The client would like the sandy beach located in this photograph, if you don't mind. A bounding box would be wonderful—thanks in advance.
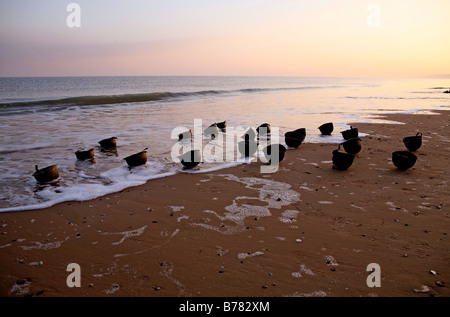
[0,110,448,298]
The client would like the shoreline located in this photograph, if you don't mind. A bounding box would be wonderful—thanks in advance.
[0,110,449,297]
[0,108,437,214]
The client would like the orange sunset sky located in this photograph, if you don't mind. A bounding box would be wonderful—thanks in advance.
[1,0,449,78]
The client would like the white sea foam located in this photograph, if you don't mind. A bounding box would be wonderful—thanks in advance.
[279,209,299,223]
[102,225,147,245]
[192,174,301,234]
[284,290,327,297]
[292,264,315,278]
[180,161,244,174]
[168,206,184,212]
[324,255,339,266]
[237,251,264,259]
[20,236,70,250]
[0,170,178,213]
[0,159,261,213]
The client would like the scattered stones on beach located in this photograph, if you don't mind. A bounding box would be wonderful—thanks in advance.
[325,255,338,266]
[413,285,431,293]
[16,278,31,285]
[237,251,263,259]
[435,281,445,287]
[216,246,229,256]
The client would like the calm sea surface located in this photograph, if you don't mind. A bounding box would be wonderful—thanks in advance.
[0,76,449,211]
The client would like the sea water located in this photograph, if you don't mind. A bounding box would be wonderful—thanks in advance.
[0,76,449,211]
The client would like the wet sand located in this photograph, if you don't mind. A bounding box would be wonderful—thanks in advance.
[0,110,449,297]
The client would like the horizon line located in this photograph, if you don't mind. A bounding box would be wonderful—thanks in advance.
[1,74,449,79]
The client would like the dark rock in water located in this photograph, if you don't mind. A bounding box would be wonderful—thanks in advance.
[318,122,333,135]
[242,127,256,141]
[284,128,306,148]
[293,128,306,137]
[392,151,417,170]
[443,90,450,93]
[285,132,304,148]
[179,149,201,169]
[341,126,358,140]
[98,136,118,149]
[178,129,192,141]
[263,144,286,164]
[256,123,271,135]
[342,138,362,155]
[124,148,148,167]
[33,165,59,183]
[403,132,422,152]
[75,148,94,160]
[204,124,220,139]
[238,140,258,157]
[215,120,226,132]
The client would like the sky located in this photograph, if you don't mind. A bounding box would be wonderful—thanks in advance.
[0,0,449,77]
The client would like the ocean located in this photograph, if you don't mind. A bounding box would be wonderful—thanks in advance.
[0,76,449,212]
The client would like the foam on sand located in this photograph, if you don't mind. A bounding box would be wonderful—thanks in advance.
[0,164,178,213]
[192,174,301,234]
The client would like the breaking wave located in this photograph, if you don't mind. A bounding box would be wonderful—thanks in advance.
[0,85,337,110]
